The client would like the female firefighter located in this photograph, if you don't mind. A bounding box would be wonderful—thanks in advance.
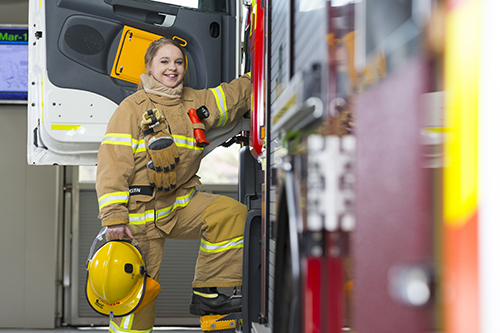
[95,38,251,332]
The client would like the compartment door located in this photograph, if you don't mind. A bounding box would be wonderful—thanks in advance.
[28,0,240,165]
[354,0,436,332]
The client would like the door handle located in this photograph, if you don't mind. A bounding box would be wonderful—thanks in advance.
[146,12,176,28]
[105,0,178,27]
[388,262,434,307]
[105,0,178,14]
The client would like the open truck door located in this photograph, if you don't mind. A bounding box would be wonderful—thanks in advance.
[28,0,246,165]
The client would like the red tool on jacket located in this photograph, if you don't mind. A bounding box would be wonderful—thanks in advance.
[188,106,210,147]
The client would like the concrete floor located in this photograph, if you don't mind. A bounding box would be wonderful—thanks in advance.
[0,328,202,333]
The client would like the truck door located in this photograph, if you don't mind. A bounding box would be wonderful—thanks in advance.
[28,0,243,165]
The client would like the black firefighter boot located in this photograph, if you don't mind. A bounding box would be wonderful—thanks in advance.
[189,287,242,316]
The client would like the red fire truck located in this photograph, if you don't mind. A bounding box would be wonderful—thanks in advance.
[245,0,486,333]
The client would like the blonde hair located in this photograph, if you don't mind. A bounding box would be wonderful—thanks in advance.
[144,38,187,75]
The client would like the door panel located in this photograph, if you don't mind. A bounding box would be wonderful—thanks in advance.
[354,58,434,332]
[28,0,238,165]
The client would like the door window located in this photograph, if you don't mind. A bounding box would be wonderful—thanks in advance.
[151,0,228,13]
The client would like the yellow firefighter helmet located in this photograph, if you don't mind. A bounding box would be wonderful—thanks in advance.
[85,238,146,317]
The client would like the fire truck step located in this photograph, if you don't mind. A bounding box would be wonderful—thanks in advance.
[200,313,241,332]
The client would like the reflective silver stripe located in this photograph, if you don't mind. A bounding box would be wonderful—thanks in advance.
[210,86,228,126]
[109,319,152,333]
[157,188,196,220]
[101,133,145,155]
[121,314,134,330]
[172,135,203,151]
[98,191,129,210]
[132,139,146,154]
[102,133,132,146]
[200,236,244,253]
[128,209,155,225]
[126,189,196,225]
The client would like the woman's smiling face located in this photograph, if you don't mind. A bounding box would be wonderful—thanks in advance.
[147,43,185,88]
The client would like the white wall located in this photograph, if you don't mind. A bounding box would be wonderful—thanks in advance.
[0,0,59,328]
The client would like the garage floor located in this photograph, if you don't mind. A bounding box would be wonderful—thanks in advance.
[0,328,202,333]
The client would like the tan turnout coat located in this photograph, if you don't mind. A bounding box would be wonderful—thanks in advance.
[96,74,251,237]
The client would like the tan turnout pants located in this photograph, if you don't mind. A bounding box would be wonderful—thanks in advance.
[109,190,247,332]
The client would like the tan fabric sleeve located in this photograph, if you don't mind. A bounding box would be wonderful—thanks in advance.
[202,73,251,131]
[96,97,142,226]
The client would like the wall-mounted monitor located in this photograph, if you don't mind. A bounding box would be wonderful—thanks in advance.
[0,25,28,103]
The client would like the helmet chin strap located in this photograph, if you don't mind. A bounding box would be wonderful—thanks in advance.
[131,238,139,247]
[87,227,107,266]
[87,227,140,265]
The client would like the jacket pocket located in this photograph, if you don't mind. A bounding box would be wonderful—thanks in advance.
[128,185,154,211]
[127,186,155,237]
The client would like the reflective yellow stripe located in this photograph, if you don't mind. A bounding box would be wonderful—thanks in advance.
[193,290,219,298]
[172,134,203,151]
[99,191,129,210]
[129,209,155,225]
[51,124,81,131]
[209,86,228,127]
[102,133,132,146]
[104,133,199,153]
[156,188,196,220]
[121,314,134,330]
[200,236,244,253]
[101,133,146,154]
[250,0,256,36]
[127,188,196,225]
[109,319,152,333]
[133,139,146,154]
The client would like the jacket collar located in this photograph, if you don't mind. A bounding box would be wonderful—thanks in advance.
[138,73,181,106]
